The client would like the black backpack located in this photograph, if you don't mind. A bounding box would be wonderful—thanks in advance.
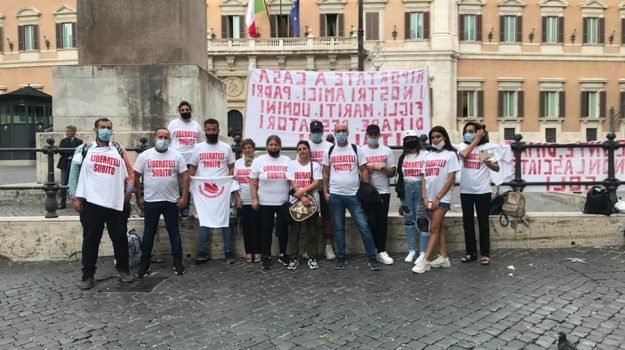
[489,191,510,216]
[583,186,612,215]
[328,144,382,204]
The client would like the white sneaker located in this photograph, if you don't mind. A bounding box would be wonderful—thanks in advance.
[412,259,430,273]
[404,250,417,263]
[414,253,425,265]
[430,255,451,268]
[376,252,394,265]
[325,244,336,260]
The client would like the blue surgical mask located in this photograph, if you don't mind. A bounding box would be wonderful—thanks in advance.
[97,128,112,142]
[311,133,323,143]
[367,138,379,147]
[335,133,348,144]
[155,139,170,152]
[463,133,475,144]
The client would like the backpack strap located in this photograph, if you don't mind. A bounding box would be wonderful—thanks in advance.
[328,144,359,164]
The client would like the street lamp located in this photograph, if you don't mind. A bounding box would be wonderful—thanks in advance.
[370,42,384,71]
[357,0,365,71]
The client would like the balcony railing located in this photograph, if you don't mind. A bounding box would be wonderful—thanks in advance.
[207,37,358,52]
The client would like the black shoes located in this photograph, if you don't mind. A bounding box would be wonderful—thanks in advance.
[137,264,151,278]
[78,277,95,290]
[261,256,272,270]
[173,260,186,275]
[225,252,236,265]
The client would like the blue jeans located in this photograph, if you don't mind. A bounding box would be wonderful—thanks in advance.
[141,201,182,263]
[400,180,429,254]
[329,193,377,262]
[198,226,232,257]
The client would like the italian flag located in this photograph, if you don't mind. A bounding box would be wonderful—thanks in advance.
[246,0,268,38]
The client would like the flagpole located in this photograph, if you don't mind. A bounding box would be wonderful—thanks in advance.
[357,0,365,71]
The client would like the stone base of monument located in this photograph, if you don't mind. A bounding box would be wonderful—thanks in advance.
[1,213,623,262]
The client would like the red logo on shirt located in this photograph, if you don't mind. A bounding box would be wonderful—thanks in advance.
[198,182,225,198]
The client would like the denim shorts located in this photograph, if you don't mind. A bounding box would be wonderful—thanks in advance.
[428,202,450,211]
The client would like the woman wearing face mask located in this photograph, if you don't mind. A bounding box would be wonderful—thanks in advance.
[233,139,261,263]
[395,130,429,264]
[412,126,460,274]
[457,122,499,266]
[250,135,291,270]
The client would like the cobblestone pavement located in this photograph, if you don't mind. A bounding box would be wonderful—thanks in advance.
[1,247,625,349]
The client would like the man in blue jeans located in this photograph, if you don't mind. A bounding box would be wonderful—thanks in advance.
[322,121,380,271]
[134,128,190,277]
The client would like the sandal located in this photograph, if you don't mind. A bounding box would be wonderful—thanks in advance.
[245,254,253,263]
[254,254,262,263]
[461,254,477,263]
[480,256,491,265]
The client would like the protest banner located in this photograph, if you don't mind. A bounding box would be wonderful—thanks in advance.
[244,68,431,147]
[190,176,235,227]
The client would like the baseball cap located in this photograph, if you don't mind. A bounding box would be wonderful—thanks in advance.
[310,120,323,132]
[366,124,380,134]
[402,130,418,139]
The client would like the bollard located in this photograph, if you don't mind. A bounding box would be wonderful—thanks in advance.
[42,137,60,218]
[510,134,527,192]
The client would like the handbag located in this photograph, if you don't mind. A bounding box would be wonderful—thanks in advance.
[289,193,319,222]
[583,186,612,215]
[357,181,382,204]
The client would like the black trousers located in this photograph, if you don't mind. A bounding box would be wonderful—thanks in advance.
[80,201,131,278]
[363,193,391,253]
[240,205,261,254]
[460,193,491,257]
[259,205,289,257]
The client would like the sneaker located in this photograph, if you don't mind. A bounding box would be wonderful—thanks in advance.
[278,255,290,267]
[261,256,272,270]
[334,258,347,270]
[368,260,381,271]
[377,252,394,265]
[78,276,95,290]
[325,244,336,260]
[287,257,299,270]
[195,253,209,265]
[118,270,135,283]
[307,258,319,270]
[430,256,451,268]
[137,264,151,278]
[173,261,186,275]
[404,250,417,263]
[414,253,425,265]
[225,252,236,265]
[412,259,430,274]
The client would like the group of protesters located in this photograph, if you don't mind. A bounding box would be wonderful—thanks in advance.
[64,100,500,290]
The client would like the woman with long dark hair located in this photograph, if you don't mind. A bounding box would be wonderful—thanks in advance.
[457,122,499,266]
[413,126,460,274]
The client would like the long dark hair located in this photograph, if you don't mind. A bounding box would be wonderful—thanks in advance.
[429,126,457,153]
[462,121,489,145]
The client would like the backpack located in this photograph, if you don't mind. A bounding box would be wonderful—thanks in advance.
[127,229,143,268]
[328,144,382,204]
[489,190,510,215]
[499,191,530,226]
[583,186,612,215]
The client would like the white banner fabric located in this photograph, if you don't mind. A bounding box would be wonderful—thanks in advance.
[191,176,234,228]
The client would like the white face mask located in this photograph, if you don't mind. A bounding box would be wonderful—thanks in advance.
[432,141,445,150]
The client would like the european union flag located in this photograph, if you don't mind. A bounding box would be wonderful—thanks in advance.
[289,0,300,37]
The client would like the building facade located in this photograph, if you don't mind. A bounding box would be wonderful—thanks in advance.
[1,0,624,142]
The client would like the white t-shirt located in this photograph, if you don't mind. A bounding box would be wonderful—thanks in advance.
[360,145,396,194]
[401,151,427,181]
[234,158,254,205]
[167,118,204,164]
[287,160,322,204]
[134,148,188,203]
[457,143,497,194]
[309,140,333,166]
[322,144,367,196]
[250,154,291,206]
[422,150,461,204]
[189,141,235,178]
[74,142,128,211]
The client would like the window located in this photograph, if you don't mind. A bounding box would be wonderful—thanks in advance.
[581,91,606,118]
[583,17,604,44]
[270,15,292,38]
[319,14,344,37]
[365,12,379,41]
[221,15,244,39]
[459,14,481,41]
[499,91,524,118]
[545,128,557,143]
[405,12,429,40]
[504,128,516,141]
[586,128,597,141]
[56,22,76,49]
[540,91,564,118]
[542,16,563,44]
[227,110,243,137]
[18,24,39,51]
[457,90,484,118]
[500,16,521,43]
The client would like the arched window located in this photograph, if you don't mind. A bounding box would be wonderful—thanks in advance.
[227,110,243,137]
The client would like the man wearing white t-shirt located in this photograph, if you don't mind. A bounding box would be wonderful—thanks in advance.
[168,101,204,217]
[68,118,136,290]
[134,128,190,278]
[189,118,236,264]
[322,121,379,271]
[308,120,336,260]
[360,124,396,265]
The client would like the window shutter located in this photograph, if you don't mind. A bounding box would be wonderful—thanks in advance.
[516,16,522,43]
[517,91,524,118]
[270,15,277,37]
[18,25,25,51]
[583,18,588,44]
[34,25,39,50]
[600,91,606,117]
[622,19,625,45]
[56,23,62,49]
[0,28,3,52]
[459,15,465,41]
[498,91,504,117]
[581,92,588,118]
[559,91,565,118]
[72,22,77,47]
[221,16,228,38]
[372,13,379,40]
[240,16,246,38]
[477,91,484,117]
[405,13,411,39]
[499,16,504,42]
[539,91,545,117]
[476,15,482,41]
[598,18,605,44]
[423,12,430,39]
[320,14,327,37]
[337,14,344,37]
[541,17,547,43]
[620,91,625,112]
[457,91,464,118]
[558,17,564,43]
[365,13,372,40]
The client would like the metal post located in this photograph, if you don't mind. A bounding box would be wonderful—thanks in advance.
[609,106,616,133]
[42,137,59,218]
[357,0,365,71]
[510,134,527,192]
[603,132,618,208]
